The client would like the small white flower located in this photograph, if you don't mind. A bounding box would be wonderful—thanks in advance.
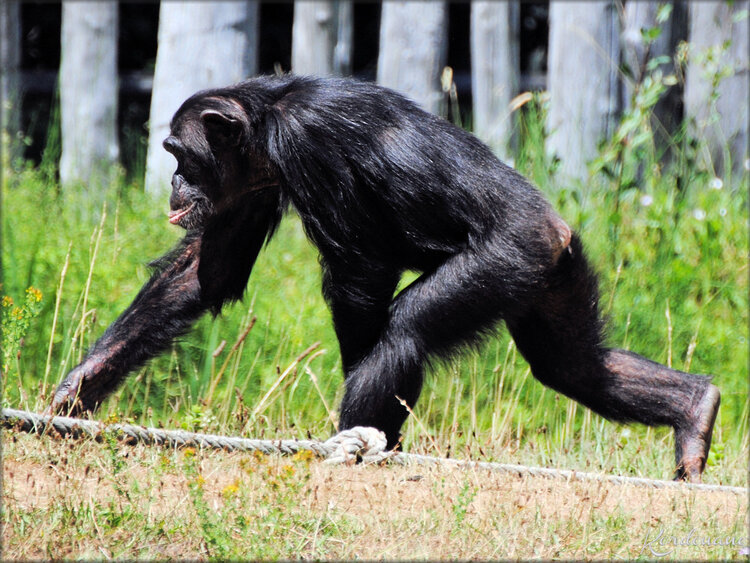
[639,194,653,207]
[720,208,727,217]
[709,177,723,190]
[693,208,706,221]
[744,158,750,171]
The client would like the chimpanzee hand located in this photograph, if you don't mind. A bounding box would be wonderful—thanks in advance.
[45,362,106,417]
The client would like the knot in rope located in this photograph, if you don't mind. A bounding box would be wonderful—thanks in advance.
[322,426,391,465]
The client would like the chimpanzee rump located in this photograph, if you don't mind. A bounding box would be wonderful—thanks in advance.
[49,75,720,481]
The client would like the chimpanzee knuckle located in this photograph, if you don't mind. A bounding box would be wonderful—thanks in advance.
[60,369,84,396]
[50,366,100,416]
[49,381,78,414]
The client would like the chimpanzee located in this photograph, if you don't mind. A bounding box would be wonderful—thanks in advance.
[49,75,720,482]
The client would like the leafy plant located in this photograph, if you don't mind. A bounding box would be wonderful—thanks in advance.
[2,287,43,383]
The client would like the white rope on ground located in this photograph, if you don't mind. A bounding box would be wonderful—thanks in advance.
[2,407,745,495]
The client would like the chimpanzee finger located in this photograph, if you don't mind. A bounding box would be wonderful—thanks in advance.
[46,366,91,417]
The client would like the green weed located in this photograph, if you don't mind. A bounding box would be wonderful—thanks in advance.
[2,287,43,407]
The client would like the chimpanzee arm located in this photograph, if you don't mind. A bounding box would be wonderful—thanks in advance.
[48,236,205,413]
[48,190,282,414]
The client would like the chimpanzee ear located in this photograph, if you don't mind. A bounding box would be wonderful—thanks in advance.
[200,109,243,148]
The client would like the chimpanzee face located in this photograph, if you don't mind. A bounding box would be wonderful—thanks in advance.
[162,130,217,230]
[162,98,277,231]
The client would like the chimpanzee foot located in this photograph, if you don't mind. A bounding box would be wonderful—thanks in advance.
[674,384,720,482]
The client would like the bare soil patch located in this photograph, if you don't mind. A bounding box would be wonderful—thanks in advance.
[3,431,747,560]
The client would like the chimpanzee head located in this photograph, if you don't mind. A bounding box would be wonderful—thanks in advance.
[162,94,277,230]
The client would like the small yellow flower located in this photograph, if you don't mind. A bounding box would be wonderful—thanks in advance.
[26,287,42,302]
[189,474,206,490]
[222,480,240,498]
[2,296,13,307]
[292,449,314,463]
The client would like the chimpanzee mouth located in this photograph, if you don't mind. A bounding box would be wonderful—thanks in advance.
[168,202,196,225]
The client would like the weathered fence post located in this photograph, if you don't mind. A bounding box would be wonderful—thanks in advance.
[684,1,749,176]
[59,1,120,197]
[377,1,447,115]
[292,1,352,76]
[1,0,22,168]
[546,0,620,183]
[145,1,258,196]
[620,1,687,146]
[470,0,520,161]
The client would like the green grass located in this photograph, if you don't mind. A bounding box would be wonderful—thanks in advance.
[2,94,748,490]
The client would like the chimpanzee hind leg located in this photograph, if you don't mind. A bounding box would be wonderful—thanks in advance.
[505,234,720,482]
[322,265,401,374]
[337,234,551,448]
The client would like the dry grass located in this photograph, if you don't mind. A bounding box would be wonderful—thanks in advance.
[3,431,746,560]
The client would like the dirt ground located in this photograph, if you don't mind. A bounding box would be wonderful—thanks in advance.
[3,431,747,560]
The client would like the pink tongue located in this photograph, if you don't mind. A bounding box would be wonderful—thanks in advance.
[168,203,194,224]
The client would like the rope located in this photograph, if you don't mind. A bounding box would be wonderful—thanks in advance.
[2,408,745,495]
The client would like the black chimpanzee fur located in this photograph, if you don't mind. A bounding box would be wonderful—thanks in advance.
[50,75,720,481]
